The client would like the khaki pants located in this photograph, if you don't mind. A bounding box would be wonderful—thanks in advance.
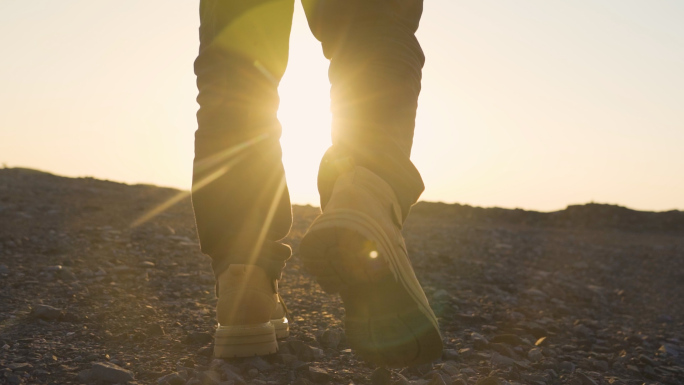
[192,0,425,279]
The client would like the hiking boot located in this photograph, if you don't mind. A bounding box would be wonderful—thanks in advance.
[214,264,289,358]
[300,166,443,367]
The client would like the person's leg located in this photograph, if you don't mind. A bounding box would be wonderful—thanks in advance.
[302,0,426,221]
[300,0,442,367]
[193,0,295,282]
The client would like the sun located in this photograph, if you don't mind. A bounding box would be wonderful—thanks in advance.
[276,5,332,207]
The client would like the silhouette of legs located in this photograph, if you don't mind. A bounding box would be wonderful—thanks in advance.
[192,0,425,279]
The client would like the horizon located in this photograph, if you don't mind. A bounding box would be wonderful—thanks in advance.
[6,166,681,214]
[1,1,683,212]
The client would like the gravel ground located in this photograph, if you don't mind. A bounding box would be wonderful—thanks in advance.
[0,168,682,385]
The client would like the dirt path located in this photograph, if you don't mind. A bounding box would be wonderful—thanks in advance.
[1,168,682,385]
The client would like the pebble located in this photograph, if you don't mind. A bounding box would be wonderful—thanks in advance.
[157,372,185,385]
[289,340,316,362]
[370,367,391,385]
[319,328,342,349]
[32,304,63,320]
[559,361,575,373]
[308,367,330,383]
[527,347,543,362]
[443,348,459,360]
[89,361,135,383]
[245,356,273,372]
[489,334,525,346]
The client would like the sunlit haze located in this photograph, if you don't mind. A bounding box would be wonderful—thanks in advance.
[1,1,683,211]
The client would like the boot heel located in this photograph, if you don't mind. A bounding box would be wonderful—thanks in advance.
[214,322,277,358]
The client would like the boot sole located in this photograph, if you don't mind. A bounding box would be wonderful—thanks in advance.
[214,322,277,358]
[300,209,442,367]
[271,317,289,339]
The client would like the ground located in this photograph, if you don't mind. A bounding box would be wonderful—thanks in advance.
[0,168,682,385]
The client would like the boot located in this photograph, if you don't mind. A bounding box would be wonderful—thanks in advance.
[300,166,442,367]
[214,264,288,357]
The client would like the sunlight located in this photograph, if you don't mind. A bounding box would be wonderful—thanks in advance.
[276,3,331,206]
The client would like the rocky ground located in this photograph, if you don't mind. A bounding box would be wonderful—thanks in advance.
[0,168,683,385]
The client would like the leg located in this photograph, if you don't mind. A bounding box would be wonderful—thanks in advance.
[193,0,295,358]
[303,0,426,221]
[193,0,295,281]
[300,0,442,367]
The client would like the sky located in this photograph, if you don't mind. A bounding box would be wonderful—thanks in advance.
[1,0,683,212]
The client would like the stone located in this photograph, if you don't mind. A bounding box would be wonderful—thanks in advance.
[245,356,273,372]
[576,371,598,385]
[475,376,502,385]
[6,363,32,371]
[489,334,526,346]
[32,304,63,320]
[443,349,459,360]
[289,340,315,362]
[308,367,329,383]
[157,372,185,385]
[491,353,515,367]
[90,361,135,383]
[7,374,22,385]
[185,332,213,345]
[277,353,298,366]
[319,329,342,349]
[139,261,156,268]
[247,368,259,377]
[527,348,543,362]
[220,365,245,384]
[559,361,575,373]
[370,367,391,385]
[426,373,447,385]
[147,324,165,336]
[196,370,221,385]
[432,289,452,302]
[77,369,92,383]
[0,264,8,274]
[471,332,489,350]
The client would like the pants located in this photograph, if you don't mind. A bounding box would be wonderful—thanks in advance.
[192,0,426,280]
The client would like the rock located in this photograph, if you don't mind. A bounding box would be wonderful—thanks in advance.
[219,365,245,384]
[426,373,447,385]
[432,289,452,302]
[443,349,459,360]
[32,304,63,320]
[196,370,221,385]
[489,334,526,346]
[527,347,543,362]
[491,353,515,367]
[572,325,594,338]
[576,371,598,385]
[147,324,165,336]
[247,368,259,377]
[658,343,679,357]
[441,361,459,376]
[197,345,213,357]
[157,372,185,385]
[0,264,8,274]
[77,369,93,383]
[90,361,135,383]
[371,367,391,385]
[139,261,156,268]
[185,332,213,345]
[470,332,489,350]
[475,376,502,385]
[7,374,23,385]
[308,367,329,383]
[278,353,298,366]
[289,340,316,362]
[245,356,273,372]
[319,329,342,349]
[6,363,32,371]
[559,361,575,373]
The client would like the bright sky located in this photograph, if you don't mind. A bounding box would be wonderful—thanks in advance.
[1,1,683,212]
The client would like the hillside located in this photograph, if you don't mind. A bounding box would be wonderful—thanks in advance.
[0,168,682,385]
